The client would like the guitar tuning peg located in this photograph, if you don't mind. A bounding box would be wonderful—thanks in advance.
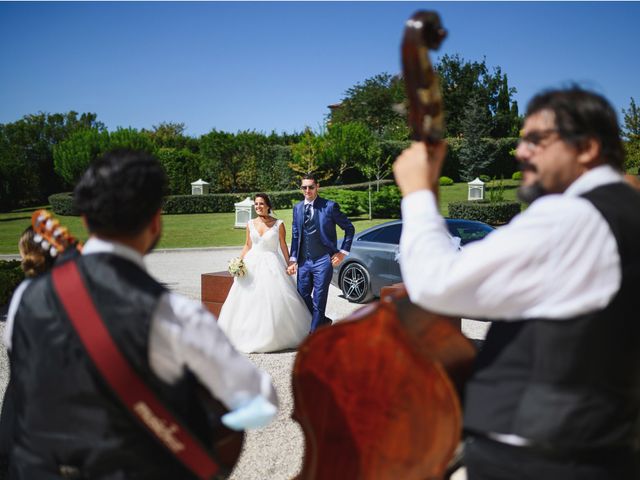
[34,234,43,243]
[41,240,50,250]
[50,247,58,257]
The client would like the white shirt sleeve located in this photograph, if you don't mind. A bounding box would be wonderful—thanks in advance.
[149,291,278,411]
[3,279,31,350]
[399,190,621,320]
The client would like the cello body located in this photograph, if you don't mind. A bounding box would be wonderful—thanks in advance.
[292,289,475,480]
[292,10,477,480]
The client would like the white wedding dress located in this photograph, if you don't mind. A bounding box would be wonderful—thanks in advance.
[217,219,311,353]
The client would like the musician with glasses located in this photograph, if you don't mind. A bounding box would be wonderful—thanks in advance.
[393,87,640,479]
[287,174,355,333]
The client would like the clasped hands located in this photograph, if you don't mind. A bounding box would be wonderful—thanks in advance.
[286,252,346,276]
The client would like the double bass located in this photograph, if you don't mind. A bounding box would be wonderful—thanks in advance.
[291,11,476,480]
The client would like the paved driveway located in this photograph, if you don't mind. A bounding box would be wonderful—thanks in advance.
[1,247,484,480]
[144,247,483,480]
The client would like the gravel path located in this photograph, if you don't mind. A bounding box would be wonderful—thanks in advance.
[0,247,488,479]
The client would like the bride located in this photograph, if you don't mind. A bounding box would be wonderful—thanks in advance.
[217,193,311,353]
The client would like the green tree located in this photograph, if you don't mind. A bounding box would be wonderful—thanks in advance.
[459,94,494,180]
[143,122,199,152]
[330,73,408,138]
[436,54,520,138]
[0,111,103,210]
[290,128,330,182]
[53,129,110,187]
[200,130,268,192]
[156,147,203,195]
[320,122,376,184]
[254,145,296,192]
[622,97,640,173]
[108,127,155,153]
[53,127,153,188]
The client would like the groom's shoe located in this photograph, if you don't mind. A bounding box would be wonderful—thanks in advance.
[308,316,333,335]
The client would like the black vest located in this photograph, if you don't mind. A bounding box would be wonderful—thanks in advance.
[10,254,211,479]
[464,183,640,450]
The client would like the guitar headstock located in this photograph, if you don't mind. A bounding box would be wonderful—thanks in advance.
[401,10,447,144]
[31,209,82,258]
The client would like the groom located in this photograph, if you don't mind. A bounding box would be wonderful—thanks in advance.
[288,174,355,333]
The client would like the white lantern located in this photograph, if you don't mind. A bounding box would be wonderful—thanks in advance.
[467,177,485,201]
[191,179,210,195]
[234,197,256,228]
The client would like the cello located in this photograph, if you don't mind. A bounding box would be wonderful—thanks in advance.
[291,11,476,480]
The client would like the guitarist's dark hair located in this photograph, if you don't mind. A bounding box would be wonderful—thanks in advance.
[74,149,167,237]
[526,86,625,171]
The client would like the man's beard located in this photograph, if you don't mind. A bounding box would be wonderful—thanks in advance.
[517,181,548,204]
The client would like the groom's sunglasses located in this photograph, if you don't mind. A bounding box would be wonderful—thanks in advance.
[301,185,316,190]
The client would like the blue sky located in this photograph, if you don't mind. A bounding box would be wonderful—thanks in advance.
[1,1,639,137]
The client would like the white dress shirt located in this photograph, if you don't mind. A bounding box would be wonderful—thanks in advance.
[5,238,278,415]
[399,165,623,320]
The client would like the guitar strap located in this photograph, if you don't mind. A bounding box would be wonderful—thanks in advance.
[51,260,222,480]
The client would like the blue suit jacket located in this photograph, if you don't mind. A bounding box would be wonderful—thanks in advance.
[290,196,355,262]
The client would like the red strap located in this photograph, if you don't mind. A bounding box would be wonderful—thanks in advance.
[52,260,220,480]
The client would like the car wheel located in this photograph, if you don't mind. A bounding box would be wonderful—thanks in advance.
[340,263,372,303]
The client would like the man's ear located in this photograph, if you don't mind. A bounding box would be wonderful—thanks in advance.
[577,138,602,167]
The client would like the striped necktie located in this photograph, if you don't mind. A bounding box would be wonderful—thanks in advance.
[304,203,312,225]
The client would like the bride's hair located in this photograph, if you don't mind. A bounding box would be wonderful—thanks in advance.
[254,192,273,214]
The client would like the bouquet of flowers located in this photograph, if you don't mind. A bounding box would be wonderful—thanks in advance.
[228,257,247,277]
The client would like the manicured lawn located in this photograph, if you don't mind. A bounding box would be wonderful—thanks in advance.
[0,180,521,254]
[0,207,392,254]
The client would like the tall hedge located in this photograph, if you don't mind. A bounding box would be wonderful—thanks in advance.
[448,200,522,225]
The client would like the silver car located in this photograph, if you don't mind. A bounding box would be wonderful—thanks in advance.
[332,219,495,303]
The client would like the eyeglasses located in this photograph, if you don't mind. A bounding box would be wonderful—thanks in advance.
[518,129,559,152]
[300,185,316,191]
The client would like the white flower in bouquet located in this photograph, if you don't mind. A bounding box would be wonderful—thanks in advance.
[228,257,247,277]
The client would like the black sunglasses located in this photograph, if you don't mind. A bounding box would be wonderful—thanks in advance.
[301,185,316,190]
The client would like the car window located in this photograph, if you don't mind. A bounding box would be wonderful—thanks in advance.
[359,223,402,245]
[446,221,493,246]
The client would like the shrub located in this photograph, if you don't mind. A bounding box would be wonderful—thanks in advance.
[371,186,402,218]
[0,260,24,306]
[512,171,523,181]
[50,181,395,216]
[163,191,305,214]
[321,189,365,216]
[479,174,491,183]
[49,192,78,216]
[162,194,247,214]
[448,200,522,226]
[439,176,454,186]
[488,176,506,203]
